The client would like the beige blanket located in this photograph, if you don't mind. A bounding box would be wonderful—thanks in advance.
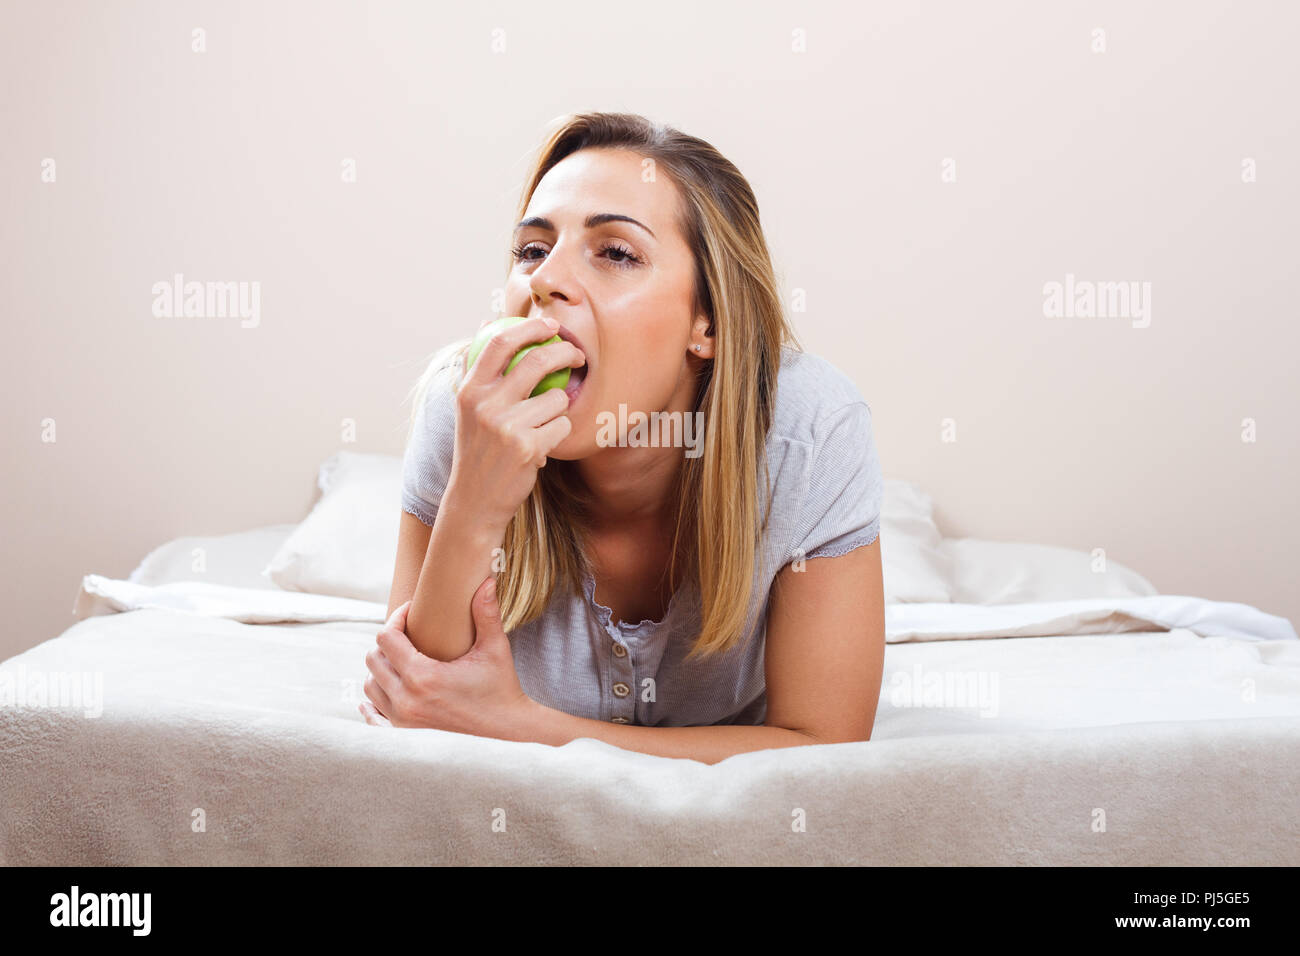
[3,602,1297,865]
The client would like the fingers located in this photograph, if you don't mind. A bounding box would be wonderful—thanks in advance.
[468,575,505,647]
[488,340,583,406]
[385,600,411,632]
[358,701,392,727]
[363,670,395,718]
[376,615,423,674]
[472,574,497,613]
[509,383,572,429]
[365,645,402,697]
[364,639,401,716]
[533,412,574,455]
[468,317,564,382]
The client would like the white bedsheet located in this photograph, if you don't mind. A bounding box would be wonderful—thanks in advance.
[74,572,1298,643]
[76,574,387,625]
[3,577,1298,865]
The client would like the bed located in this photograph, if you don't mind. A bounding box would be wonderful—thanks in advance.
[3,453,1297,866]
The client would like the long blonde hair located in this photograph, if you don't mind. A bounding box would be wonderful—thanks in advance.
[405,111,804,661]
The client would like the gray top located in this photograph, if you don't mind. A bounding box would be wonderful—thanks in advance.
[400,344,882,727]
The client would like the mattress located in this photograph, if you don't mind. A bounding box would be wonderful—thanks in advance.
[2,527,1297,865]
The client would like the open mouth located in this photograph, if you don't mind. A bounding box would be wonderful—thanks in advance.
[553,324,589,402]
[564,360,588,401]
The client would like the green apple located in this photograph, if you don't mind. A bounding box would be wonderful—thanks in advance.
[465,316,570,397]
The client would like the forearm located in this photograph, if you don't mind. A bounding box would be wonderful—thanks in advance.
[512,698,820,765]
[407,487,505,661]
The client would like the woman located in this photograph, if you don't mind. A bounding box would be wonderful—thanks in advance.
[361,112,886,764]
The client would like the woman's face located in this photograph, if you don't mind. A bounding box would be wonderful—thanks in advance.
[504,147,710,460]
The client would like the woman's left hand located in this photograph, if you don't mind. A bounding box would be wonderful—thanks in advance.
[359,575,535,740]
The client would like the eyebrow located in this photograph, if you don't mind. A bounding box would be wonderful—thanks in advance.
[513,212,656,240]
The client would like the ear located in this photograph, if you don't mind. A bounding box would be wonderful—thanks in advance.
[689,314,715,359]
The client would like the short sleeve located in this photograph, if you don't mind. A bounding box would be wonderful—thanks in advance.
[790,401,883,562]
[400,360,461,527]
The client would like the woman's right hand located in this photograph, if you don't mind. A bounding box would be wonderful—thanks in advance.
[446,317,587,533]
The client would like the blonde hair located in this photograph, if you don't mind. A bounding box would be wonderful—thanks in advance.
[406,111,804,661]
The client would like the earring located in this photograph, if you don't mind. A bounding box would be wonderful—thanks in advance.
[694,344,701,351]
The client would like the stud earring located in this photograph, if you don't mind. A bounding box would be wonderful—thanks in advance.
[694,344,701,351]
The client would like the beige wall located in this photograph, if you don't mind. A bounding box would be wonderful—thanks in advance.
[4,0,1296,660]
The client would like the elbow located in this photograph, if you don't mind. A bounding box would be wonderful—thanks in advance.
[787,725,872,746]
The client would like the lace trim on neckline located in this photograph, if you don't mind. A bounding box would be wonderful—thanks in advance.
[581,570,694,631]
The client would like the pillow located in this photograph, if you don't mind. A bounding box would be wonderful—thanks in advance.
[879,478,954,604]
[940,537,1158,605]
[128,524,299,590]
[263,459,955,606]
[264,451,403,603]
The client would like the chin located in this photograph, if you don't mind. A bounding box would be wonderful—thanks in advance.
[545,434,590,463]
[545,388,594,461]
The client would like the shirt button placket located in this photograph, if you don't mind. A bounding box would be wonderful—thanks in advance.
[610,640,635,724]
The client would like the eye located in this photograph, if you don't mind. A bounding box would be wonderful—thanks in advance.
[510,240,644,269]
[598,241,643,268]
[510,242,545,263]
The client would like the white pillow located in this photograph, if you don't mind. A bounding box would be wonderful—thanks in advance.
[264,452,403,603]
[940,537,1158,605]
[262,462,955,606]
[128,524,299,590]
[879,478,954,604]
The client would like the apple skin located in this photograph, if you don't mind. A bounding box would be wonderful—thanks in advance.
[465,316,570,397]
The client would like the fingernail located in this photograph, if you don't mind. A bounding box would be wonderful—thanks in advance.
[543,317,559,329]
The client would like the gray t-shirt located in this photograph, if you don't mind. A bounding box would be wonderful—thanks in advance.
[400,344,882,727]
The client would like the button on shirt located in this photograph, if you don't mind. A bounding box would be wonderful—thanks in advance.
[400,344,883,727]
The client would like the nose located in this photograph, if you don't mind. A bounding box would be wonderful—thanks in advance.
[525,241,581,305]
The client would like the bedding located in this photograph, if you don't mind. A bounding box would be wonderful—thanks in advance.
[128,523,296,591]
[2,556,1296,865]
[71,572,1296,643]
[264,452,402,602]
[258,451,1153,609]
[941,537,1158,605]
[877,478,954,603]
